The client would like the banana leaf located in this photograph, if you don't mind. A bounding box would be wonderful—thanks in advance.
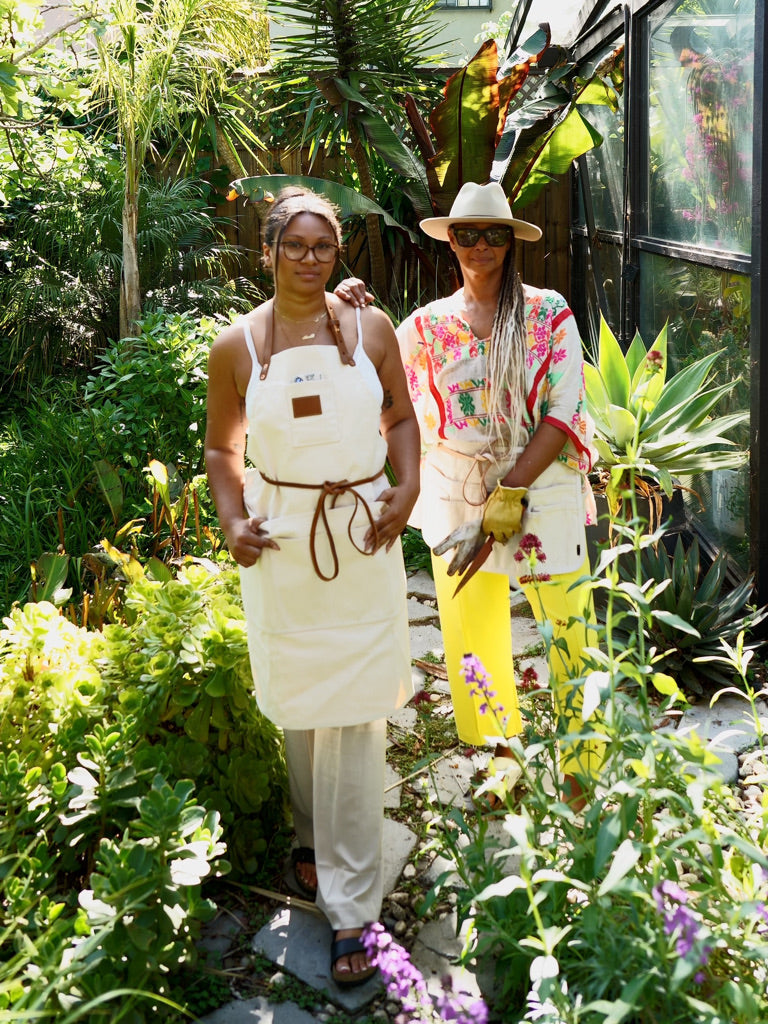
[230,174,418,242]
[426,40,503,207]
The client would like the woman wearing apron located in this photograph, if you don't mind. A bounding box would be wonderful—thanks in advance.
[336,182,601,809]
[205,187,420,986]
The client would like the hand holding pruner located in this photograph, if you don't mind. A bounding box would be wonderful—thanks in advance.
[432,483,529,596]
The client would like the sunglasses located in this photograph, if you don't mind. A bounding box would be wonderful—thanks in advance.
[451,226,513,248]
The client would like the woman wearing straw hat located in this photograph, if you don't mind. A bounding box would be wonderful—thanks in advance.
[337,181,599,807]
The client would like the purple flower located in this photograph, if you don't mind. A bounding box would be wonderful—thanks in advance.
[652,881,712,968]
[460,655,506,721]
[362,923,432,1014]
[361,925,489,1024]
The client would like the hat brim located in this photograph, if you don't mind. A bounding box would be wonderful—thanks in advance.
[419,215,542,243]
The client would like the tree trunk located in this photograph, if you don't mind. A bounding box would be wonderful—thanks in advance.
[348,125,388,304]
[120,153,142,339]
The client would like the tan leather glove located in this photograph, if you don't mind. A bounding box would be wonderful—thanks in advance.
[481,483,528,543]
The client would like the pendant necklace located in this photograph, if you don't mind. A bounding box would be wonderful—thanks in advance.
[274,306,328,342]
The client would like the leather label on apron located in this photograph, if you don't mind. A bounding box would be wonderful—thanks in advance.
[292,394,322,418]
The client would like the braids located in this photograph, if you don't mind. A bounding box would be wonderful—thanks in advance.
[486,240,528,452]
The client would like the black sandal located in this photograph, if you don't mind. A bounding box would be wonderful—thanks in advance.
[330,931,377,987]
[290,846,317,899]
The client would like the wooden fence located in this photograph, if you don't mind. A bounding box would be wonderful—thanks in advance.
[211,149,573,311]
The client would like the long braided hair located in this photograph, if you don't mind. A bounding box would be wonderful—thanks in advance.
[485,237,528,456]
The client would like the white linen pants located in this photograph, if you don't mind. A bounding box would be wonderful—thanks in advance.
[283,718,387,930]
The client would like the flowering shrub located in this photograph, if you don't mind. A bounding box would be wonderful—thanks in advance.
[422,513,768,1023]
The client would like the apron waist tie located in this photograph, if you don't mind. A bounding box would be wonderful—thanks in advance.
[259,467,385,581]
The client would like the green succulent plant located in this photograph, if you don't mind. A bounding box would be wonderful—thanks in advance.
[584,315,748,515]
[614,534,767,695]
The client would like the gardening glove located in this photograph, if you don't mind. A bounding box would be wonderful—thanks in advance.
[481,483,528,543]
[432,519,486,577]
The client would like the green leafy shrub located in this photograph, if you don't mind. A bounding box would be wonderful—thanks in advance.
[0,566,288,1020]
[0,311,228,617]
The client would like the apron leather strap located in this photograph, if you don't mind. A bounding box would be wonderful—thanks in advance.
[325,296,356,367]
[260,298,354,381]
[259,466,385,580]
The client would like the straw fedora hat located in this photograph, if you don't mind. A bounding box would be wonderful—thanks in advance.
[419,181,542,243]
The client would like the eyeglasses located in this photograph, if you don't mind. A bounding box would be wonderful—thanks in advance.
[451,226,513,248]
[280,239,339,263]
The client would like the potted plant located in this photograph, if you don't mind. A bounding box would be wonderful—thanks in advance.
[584,314,748,538]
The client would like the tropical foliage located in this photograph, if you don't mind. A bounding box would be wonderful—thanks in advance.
[86,0,269,337]
[615,534,767,695]
[585,314,748,514]
[234,27,623,306]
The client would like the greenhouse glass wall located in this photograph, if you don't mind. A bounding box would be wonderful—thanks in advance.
[569,0,767,602]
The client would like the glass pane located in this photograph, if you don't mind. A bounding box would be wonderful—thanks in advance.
[639,252,750,568]
[571,236,622,364]
[581,43,625,233]
[647,0,754,253]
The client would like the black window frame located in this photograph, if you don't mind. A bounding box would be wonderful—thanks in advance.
[570,0,767,604]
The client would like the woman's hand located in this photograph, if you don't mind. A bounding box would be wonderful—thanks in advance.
[225,516,280,567]
[366,483,419,553]
[334,278,374,308]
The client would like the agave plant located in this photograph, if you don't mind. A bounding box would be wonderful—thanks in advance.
[613,535,767,695]
[585,315,748,516]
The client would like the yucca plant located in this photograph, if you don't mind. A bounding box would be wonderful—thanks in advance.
[614,534,767,695]
[585,315,748,517]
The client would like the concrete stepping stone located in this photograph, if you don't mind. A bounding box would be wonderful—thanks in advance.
[421,751,488,809]
[407,570,436,602]
[198,996,318,1024]
[407,597,440,625]
[410,913,495,1003]
[511,616,544,653]
[389,706,418,732]
[409,624,445,661]
[252,906,383,1010]
[384,762,402,809]
[679,693,768,755]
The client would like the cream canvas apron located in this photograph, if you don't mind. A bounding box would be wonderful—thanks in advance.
[418,440,587,579]
[238,323,411,730]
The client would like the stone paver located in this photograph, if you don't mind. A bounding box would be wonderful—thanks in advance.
[407,596,440,625]
[408,623,445,662]
[411,914,495,1001]
[199,997,318,1024]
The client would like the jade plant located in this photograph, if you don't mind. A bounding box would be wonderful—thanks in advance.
[584,315,748,517]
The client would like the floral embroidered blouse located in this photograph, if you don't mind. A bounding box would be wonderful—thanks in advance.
[396,284,597,522]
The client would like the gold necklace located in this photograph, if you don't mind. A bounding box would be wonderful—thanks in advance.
[274,306,328,341]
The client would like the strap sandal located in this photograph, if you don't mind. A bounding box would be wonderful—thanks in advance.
[290,846,317,900]
[330,931,377,987]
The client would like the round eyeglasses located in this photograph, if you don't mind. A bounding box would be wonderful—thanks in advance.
[451,226,513,248]
[280,239,339,263]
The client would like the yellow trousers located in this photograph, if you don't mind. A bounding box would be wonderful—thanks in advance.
[431,553,600,777]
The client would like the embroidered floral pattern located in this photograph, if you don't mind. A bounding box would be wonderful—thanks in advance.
[397,286,593,476]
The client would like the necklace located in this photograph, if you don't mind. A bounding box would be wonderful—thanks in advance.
[274,306,328,341]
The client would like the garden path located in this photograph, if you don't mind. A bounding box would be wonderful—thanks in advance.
[197,571,768,1024]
